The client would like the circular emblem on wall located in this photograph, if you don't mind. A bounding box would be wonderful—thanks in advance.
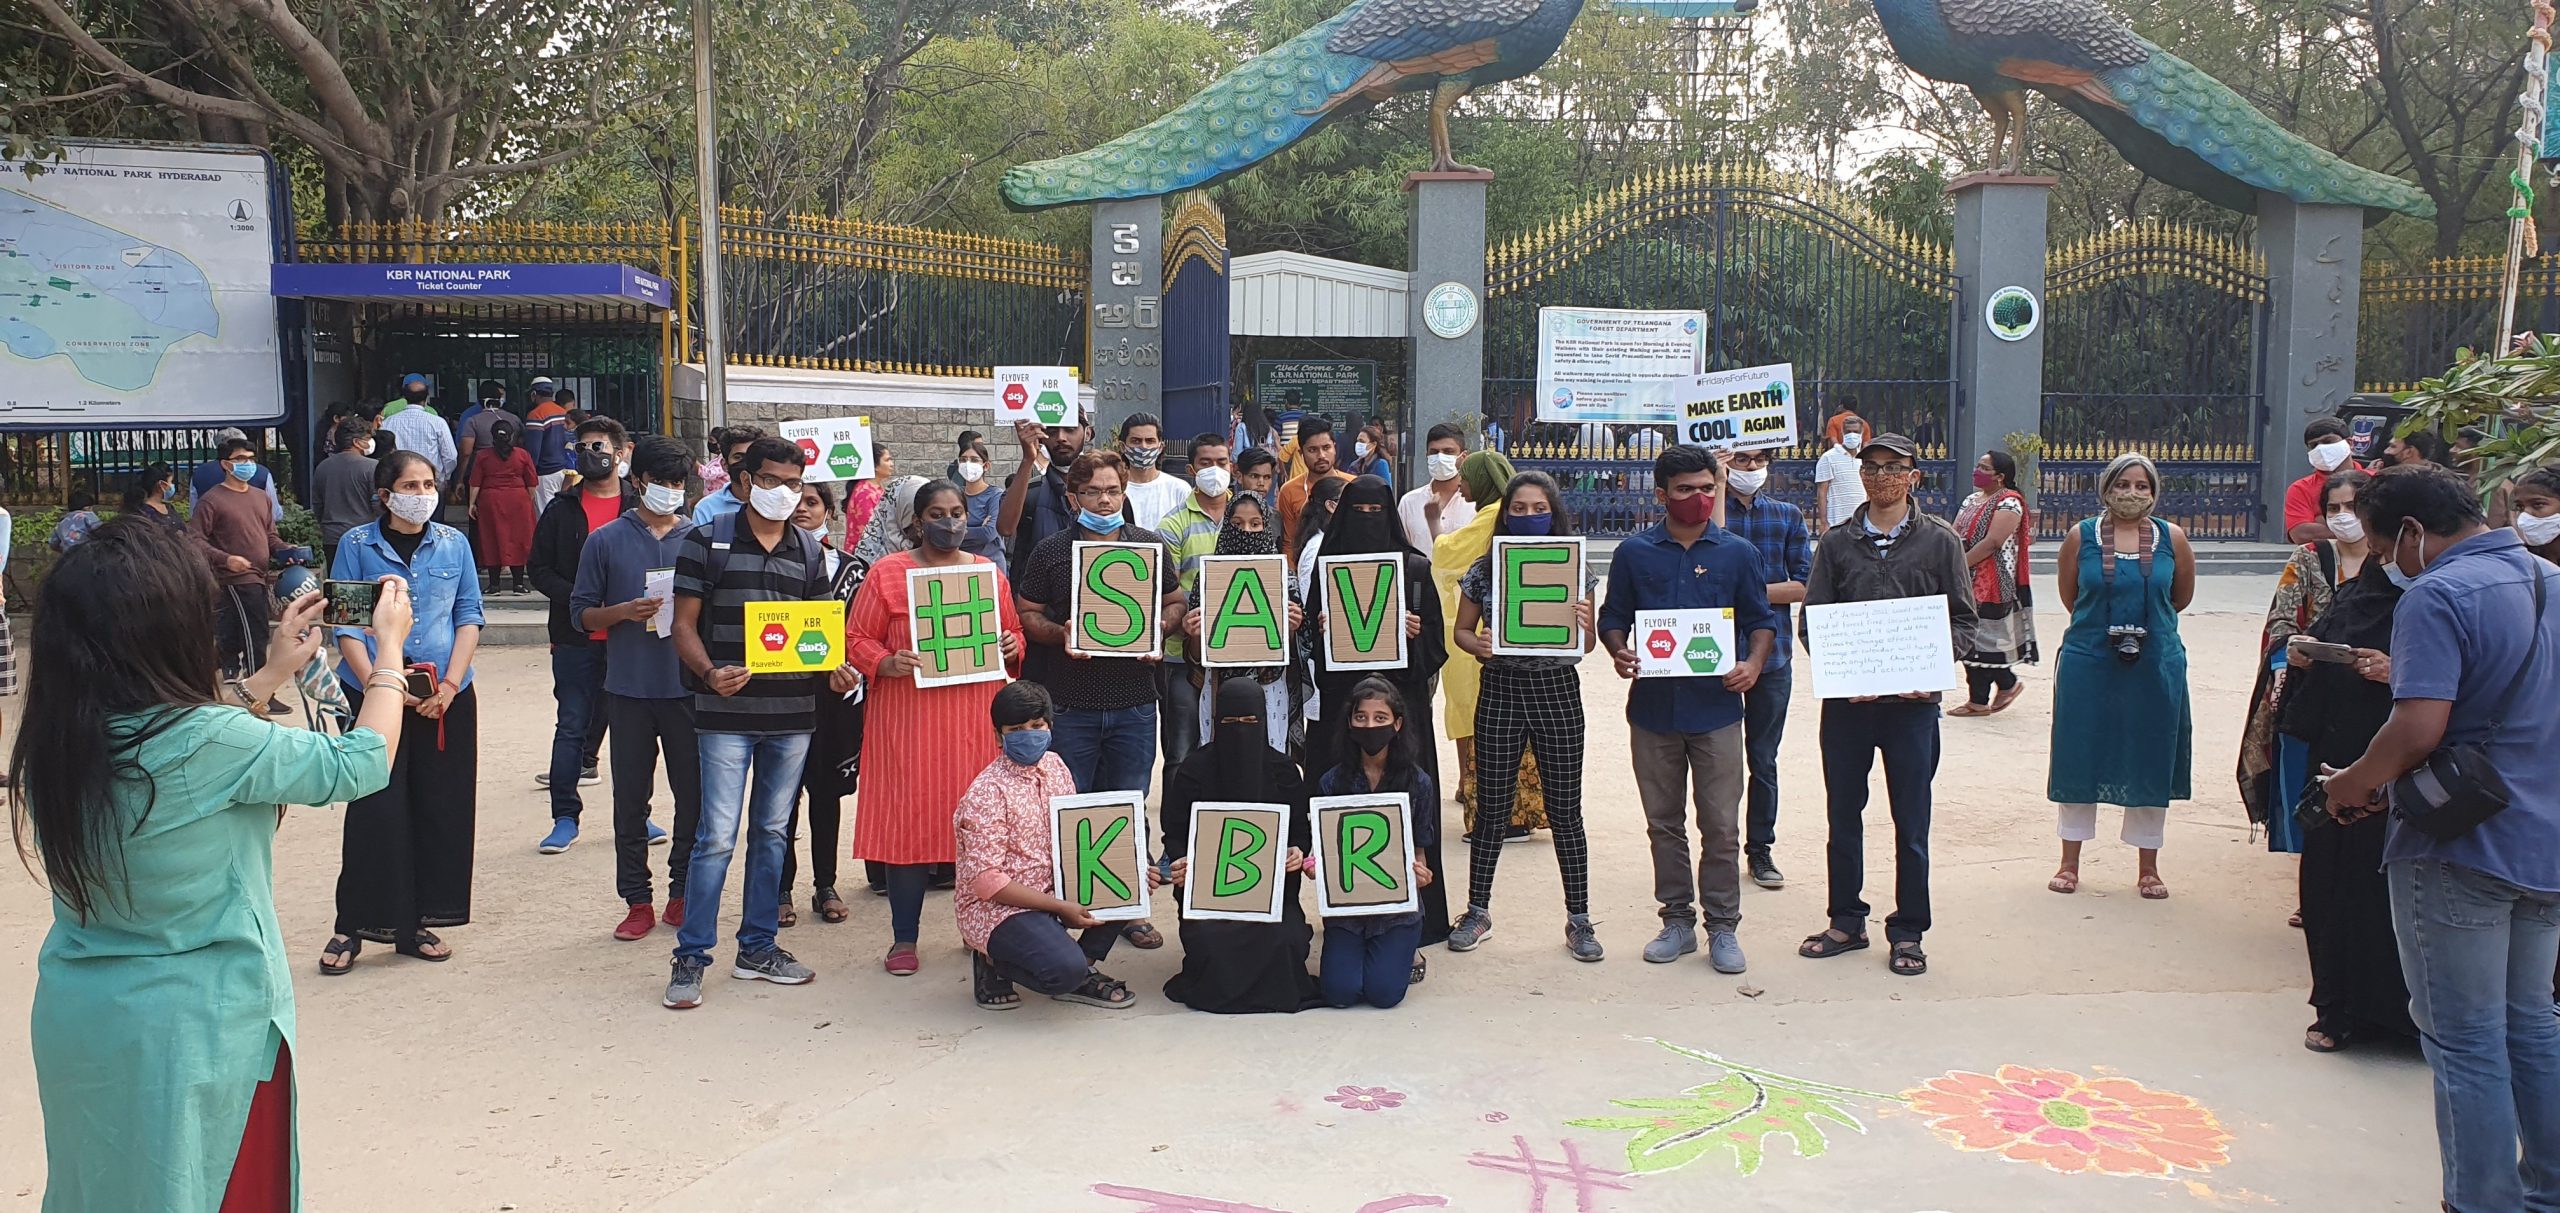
[1422,281,1480,339]
[1985,286,2041,342]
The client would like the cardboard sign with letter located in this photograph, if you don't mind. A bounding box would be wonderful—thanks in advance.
[1632,607,1736,678]
[1069,541,1163,659]
[742,600,847,674]
[777,416,875,485]
[1318,554,1407,670]
[1049,791,1150,921]
[906,564,1007,688]
[1309,793,1420,918]
[1197,554,1289,669]
[1180,802,1291,923]
[1488,536,1587,658]
[995,365,1082,428]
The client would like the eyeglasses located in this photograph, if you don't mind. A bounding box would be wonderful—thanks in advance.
[575,441,613,454]
[747,472,805,491]
[1858,464,1917,478]
[1074,485,1125,504]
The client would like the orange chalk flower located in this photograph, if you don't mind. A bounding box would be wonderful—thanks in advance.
[1903,1065,2231,1178]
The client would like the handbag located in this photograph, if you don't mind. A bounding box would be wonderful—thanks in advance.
[2389,566,2547,842]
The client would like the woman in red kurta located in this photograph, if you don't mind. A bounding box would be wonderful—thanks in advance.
[465,416,539,591]
[846,479,1022,976]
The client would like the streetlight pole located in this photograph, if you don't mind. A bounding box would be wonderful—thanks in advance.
[692,0,728,430]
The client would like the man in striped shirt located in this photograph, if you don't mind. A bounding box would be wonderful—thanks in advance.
[1153,433,1233,789]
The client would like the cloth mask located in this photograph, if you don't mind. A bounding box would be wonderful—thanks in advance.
[2105,488,2155,519]
[750,483,799,522]
[2518,511,2560,547]
[921,517,967,551]
[575,449,615,481]
[2326,511,2365,543]
[1973,468,2000,491]
[1843,433,1864,452]
[230,460,257,482]
[956,460,985,485]
[1726,467,1767,496]
[1195,465,1231,498]
[1001,729,1051,767]
[385,492,439,525]
[642,483,686,516]
[1126,446,1163,469]
[1507,512,1554,537]
[1428,452,1461,482]
[1078,507,1125,534]
[1665,490,1714,526]
[2309,441,2353,473]
[1349,723,1396,756]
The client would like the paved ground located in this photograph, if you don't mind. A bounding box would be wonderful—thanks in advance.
[0,573,2446,1211]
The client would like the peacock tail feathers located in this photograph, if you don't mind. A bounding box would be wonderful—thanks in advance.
[2091,39,2433,220]
[1000,12,1377,211]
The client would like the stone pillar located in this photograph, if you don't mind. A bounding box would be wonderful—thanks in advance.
[1947,174,2054,492]
[1088,197,1164,439]
[1406,170,1492,483]
[2258,195,2364,541]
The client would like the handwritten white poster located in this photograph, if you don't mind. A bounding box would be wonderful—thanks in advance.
[1804,595,1959,699]
[644,567,675,635]
[1631,607,1736,678]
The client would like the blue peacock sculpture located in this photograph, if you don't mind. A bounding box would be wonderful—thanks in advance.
[1001,0,1595,211]
[1868,0,2433,220]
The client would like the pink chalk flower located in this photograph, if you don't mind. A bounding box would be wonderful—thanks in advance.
[1326,1085,1408,1112]
[1904,1065,2231,1178]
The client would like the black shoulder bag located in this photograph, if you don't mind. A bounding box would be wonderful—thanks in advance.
[2389,567,2547,842]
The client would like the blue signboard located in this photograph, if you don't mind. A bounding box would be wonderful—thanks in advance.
[270,262,670,309]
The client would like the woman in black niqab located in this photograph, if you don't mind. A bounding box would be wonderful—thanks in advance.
[1162,677,1318,1014]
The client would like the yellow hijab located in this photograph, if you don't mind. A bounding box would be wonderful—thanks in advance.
[1431,450,1514,739]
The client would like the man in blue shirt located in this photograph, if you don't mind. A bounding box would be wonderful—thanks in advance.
[689,426,762,527]
[1720,445,1813,889]
[1600,444,1777,975]
[2325,465,2560,1213]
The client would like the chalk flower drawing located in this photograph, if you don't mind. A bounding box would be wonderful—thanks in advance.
[1566,1042,1880,1176]
[1902,1065,2231,1178]
[1325,1085,1407,1112]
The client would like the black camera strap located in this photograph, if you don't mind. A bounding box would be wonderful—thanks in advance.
[2484,565,2547,736]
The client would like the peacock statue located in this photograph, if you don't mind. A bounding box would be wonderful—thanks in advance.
[1867,0,2434,220]
[1001,0,1596,211]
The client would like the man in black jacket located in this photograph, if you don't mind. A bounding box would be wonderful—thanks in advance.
[1793,432,1977,979]
[534,416,641,854]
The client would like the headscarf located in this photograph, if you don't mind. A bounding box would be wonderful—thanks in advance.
[1212,492,1290,683]
[1211,676,1283,799]
[1317,475,1413,563]
[1457,449,1515,509]
[1432,476,1508,741]
[1297,475,1347,558]
[846,474,927,570]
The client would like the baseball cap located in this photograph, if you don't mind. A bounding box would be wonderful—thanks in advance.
[530,376,558,391]
[401,373,428,389]
[1861,433,1920,461]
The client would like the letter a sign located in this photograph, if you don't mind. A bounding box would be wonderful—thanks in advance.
[906,564,1007,688]
[1179,802,1289,922]
[1049,791,1150,921]
[1069,541,1162,658]
[1309,793,1419,918]
[1488,536,1587,658]
[1196,554,1288,669]
[1319,554,1406,670]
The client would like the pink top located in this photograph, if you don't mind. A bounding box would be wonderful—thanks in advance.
[951,752,1078,953]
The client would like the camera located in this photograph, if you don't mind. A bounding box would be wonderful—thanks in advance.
[2107,624,2148,663]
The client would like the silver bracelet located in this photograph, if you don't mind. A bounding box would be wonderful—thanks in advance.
[365,672,408,693]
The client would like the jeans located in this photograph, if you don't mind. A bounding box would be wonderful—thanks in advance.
[217,582,270,683]
[675,732,810,964]
[2388,858,2560,1211]
[984,911,1126,995]
[883,863,931,944]
[1161,662,1201,791]
[604,695,700,906]
[1053,702,1159,799]
[1630,722,1746,930]
[1743,664,1792,858]
[1321,921,1421,1009]
[1819,698,1940,943]
[548,643,605,819]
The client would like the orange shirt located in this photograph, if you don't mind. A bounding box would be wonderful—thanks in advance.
[1276,468,1352,563]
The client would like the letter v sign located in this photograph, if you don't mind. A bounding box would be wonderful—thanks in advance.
[1331,561,1394,655]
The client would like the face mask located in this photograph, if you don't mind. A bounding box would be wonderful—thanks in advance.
[1842,434,1863,452]
[1077,506,1124,534]
[2105,488,2155,519]
[1125,446,1162,469]
[1973,468,2000,491]
[1195,465,1231,498]
[2518,511,2560,547]
[355,441,376,459]
[1664,490,1714,526]
[642,483,687,516]
[385,491,439,525]
[1355,441,1372,460]
[1001,729,1051,767]
[750,483,799,522]
[2390,521,2430,585]
[2309,441,2352,473]
[1349,723,1396,756]
[2327,511,2365,543]
[1428,452,1461,482]
[956,460,985,485]
[575,449,616,480]
[230,460,257,482]
[615,459,630,479]
[922,516,967,551]
[1507,512,1554,537]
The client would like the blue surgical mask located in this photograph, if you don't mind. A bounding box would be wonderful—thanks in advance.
[1002,728,1051,767]
[1507,512,1554,537]
[1077,507,1124,534]
[230,460,257,482]
[2382,561,2415,590]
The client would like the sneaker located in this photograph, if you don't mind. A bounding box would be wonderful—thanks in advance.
[663,956,709,1009]
[1447,907,1493,952]
[646,820,670,846]
[534,771,552,789]
[734,947,814,985]
[613,903,656,941]
[538,818,579,854]
[1750,855,1785,889]
[578,762,602,786]
[663,897,686,929]
[1707,929,1747,974]
[1565,914,1604,962]
[1504,824,1534,842]
[1643,922,1698,964]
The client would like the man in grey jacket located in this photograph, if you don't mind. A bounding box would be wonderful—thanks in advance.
[1793,432,1977,978]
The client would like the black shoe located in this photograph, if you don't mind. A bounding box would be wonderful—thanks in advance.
[1750,855,1784,889]
[1504,824,1534,842]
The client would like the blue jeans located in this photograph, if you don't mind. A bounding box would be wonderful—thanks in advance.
[548,643,605,819]
[1052,702,1159,799]
[675,732,810,964]
[1321,921,1420,1009]
[1743,663,1792,858]
[2389,858,2560,1211]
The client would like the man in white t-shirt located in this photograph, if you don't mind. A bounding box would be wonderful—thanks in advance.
[1398,422,1476,552]
[1812,415,1869,532]
[1117,412,1191,530]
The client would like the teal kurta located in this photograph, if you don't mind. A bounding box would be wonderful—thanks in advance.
[2047,516,2193,808]
[33,706,390,1212]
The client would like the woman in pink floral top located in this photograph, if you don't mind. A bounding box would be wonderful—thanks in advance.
[954,681,1154,1010]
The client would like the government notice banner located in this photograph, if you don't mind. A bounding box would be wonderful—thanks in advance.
[1533,306,1706,424]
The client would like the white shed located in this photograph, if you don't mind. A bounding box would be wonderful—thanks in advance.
[1228,251,1407,338]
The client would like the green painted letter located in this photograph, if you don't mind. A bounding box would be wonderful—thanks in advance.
[1330,562,1395,653]
[1336,810,1399,895]
[1074,815,1132,905]
[1081,549,1148,647]
[1210,817,1269,897]
[1500,546,1571,646]
[1208,566,1279,651]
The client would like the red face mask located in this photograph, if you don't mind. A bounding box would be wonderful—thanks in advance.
[1665,489,1715,525]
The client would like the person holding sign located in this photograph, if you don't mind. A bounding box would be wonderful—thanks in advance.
[1599,445,1777,974]
[1449,471,1603,961]
[1161,678,1318,1014]
[1306,476,1446,793]
[1433,451,1550,845]
[1313,678,1442,1006]
[1797,433,1976,978]
[2046,452,2195,901]
[847,479,1026,975]
[1183,492,1304,750]
[1154,433,1234,793]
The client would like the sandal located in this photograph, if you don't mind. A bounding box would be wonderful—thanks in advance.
[2048,869,2080,894]
[2139,873,2170,900]
[1889,942,1928,976]
[1946,703,1988,718]
[2304,1024,2351,1053]
[776,901,799,929]
[1409,953,1429,986]
[395,930,452,962]
[884,943,920,976]
[318,935,361,976]
[816,887,850,924]
[1053,970,1135,1008]
[1989,682,2024,714]
[1123,921,1165,950]
[972,953,1019,1010]
[1798,928,1869,959]
[2288,908,2304,929]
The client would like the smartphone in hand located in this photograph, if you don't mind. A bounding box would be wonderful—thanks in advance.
[323,579,381,627]
[2286,636,2357,664]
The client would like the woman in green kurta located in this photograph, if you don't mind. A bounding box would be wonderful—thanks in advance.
[12,519,418,1212]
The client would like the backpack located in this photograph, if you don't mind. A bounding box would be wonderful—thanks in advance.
[704,508,826,590]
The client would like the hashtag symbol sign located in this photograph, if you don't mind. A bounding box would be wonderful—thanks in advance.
[914,571,1000,675]
[1464,1137,1631,1213]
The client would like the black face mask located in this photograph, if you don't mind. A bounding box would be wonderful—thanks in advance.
[921,516,967,551]
[1349,723,1396,756]
[575,448,616,481]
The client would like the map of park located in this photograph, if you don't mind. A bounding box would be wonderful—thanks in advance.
[0,186,220,392]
